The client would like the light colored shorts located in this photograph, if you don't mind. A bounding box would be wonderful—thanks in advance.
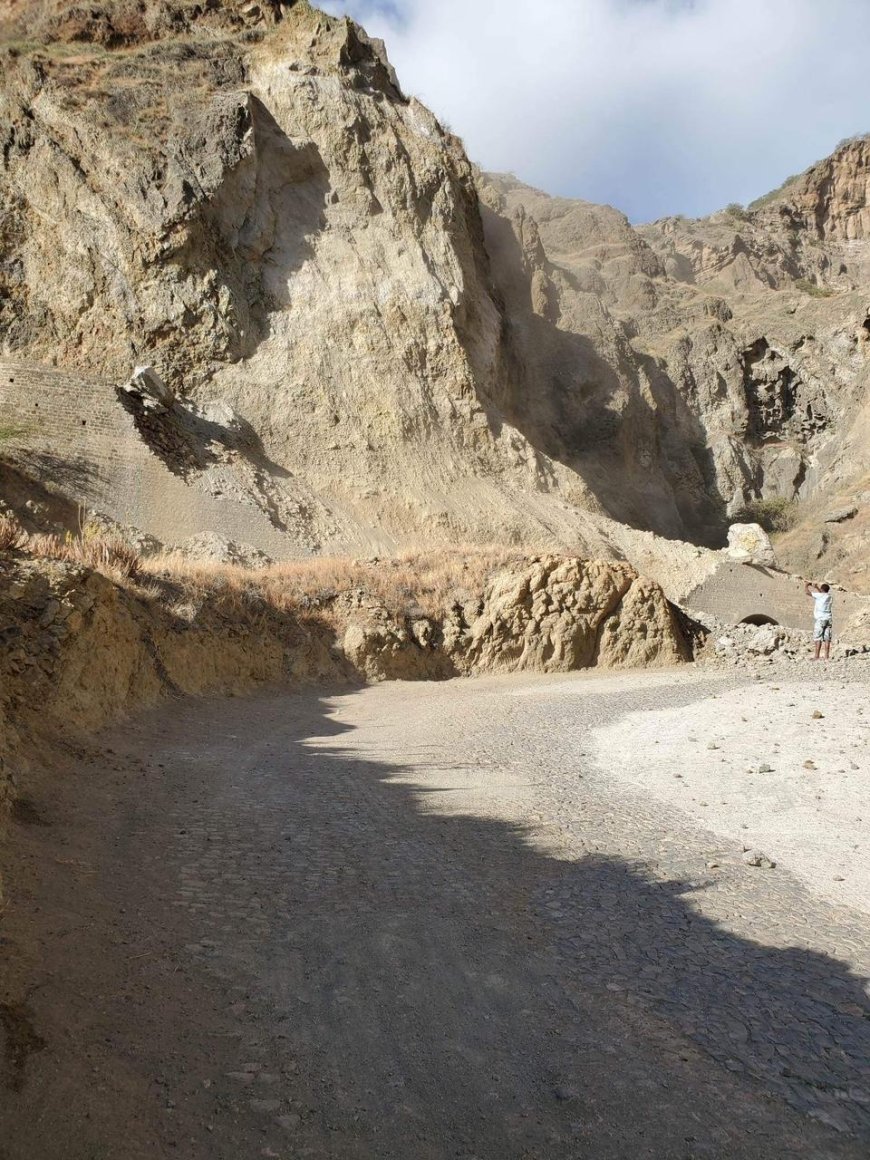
[813,619,833,643]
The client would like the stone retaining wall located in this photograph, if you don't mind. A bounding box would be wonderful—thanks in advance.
[683,560,869,636]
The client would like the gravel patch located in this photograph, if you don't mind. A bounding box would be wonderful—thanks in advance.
[593,677,870,912]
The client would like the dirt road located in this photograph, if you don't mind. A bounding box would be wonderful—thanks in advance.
[2,667,870,1158]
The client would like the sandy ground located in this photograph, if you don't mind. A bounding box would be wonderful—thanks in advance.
[594,678,870,913]
[2,665,870,1158]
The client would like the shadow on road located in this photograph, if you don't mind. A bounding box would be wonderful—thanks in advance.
[1,684,869,1159]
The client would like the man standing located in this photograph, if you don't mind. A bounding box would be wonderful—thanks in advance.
[805,580,834,660]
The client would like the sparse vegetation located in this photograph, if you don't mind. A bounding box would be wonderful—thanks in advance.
[140,546,529,619]
[0,515,27,551]
[733,497,797,534]
[747,173,803,211]
[794,278,835,298]
[4,522,528,619]
[725,202,750,222]
[836,133,870,150]
[25,528,143,582]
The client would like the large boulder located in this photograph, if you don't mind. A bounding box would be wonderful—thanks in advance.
[457,557,688,673]
[725,523,777,567]
[338,556,691,680]
[126,365,175,409]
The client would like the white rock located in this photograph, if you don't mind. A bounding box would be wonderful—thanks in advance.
[745,625,783,655]
[171,532,272,570]
[725,523,777,568]
[127,365,175,407]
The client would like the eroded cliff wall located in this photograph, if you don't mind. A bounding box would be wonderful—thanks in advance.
[0,1,868,586]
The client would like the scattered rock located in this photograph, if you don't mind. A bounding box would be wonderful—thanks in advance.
[85,511,163,557]
[745,625,783,655]
[125,364,175,409]
[706,620,815,666]
[824,506,858,523]
[553,1085,578,1102]
[170,533,273,570]
[811,710,824,719]
[742,849,776,869]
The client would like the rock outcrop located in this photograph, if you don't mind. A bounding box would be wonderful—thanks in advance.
[0,1,868,590]
[341,556,688,678]
[0,547,691,841]
[480,143,870,568]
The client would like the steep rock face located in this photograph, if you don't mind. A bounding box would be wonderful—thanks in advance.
[0,3,582,551]
[642,136,870,289]
[480,138,870,581]
[459,557,687,672]
[635,140,870,586]
[0,2,868,586]
[0,0,774,558]
[479,175,726,541]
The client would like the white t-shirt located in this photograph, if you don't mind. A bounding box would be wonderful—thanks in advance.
[812,591,833,620]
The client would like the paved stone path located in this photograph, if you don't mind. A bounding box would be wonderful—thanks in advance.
[2,667,870,1158]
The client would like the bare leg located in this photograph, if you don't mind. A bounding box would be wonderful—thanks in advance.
[824,640,831,660]
[813,640,821,660]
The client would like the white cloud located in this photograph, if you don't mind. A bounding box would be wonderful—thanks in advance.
[321,0,870,221]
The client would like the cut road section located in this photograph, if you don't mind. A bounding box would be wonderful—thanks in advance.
[1,667,869,1158]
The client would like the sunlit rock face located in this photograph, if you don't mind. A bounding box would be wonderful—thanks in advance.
[1,2,868,584]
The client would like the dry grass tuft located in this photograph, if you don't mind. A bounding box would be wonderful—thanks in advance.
[140,546,528,618]
[0,514,27,551]
[26,530,143,582]
[14,529,536,627]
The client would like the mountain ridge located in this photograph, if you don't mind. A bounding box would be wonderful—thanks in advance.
[0,0,867,589]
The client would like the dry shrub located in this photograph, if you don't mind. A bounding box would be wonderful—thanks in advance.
[141,545,529,619]
[25,532,65,558]
[0,514,27,551]
[77,535,142,581]
[26,530,142,582]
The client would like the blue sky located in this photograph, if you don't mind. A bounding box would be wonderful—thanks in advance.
[322,0,870,222]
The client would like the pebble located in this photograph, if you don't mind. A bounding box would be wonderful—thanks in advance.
[742,849,776,869]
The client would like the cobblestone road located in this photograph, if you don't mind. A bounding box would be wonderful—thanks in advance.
[2,667,870,1158]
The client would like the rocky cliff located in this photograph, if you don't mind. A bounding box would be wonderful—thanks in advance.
[0,0,603,557]
[0,1,868,587]
[480,138,870,581]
